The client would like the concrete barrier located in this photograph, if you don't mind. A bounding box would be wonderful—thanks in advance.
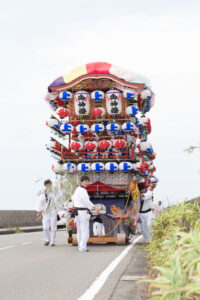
[0,210,42,228]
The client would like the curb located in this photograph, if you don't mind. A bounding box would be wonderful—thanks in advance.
[0,226,43,235]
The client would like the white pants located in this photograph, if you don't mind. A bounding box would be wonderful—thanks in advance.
[75,211,90,252]
[42,211,57,244]
[140,211,152,242]
[93,222,105,236]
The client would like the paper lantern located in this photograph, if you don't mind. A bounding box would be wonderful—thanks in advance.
[76,124,90,134]
[70,140,83,151]
[91,90,104,101]
[138,117,151,134]
[60,123,74,134]
[92,107,105,118]
[98,140,112,150]
[52,162,64,174]
[91,162,104,172]
[138,90,152,113]
[46,118,60,130]
[119,162,132,172]
[59,91,72,102]
[77,163,90,172]
[56,107,69,118]
[121,122,135,132]
[140,141,154,155]
[123,90,137,100]
[106,123,121,134]
[105,162,118,172]
[141,89,152,100]
[126,105,138,117]
[85,141,98,151]
[112,139,127,149]
[91,123,105,134]
[106,90,122,115]
[64,163,76,173]
[74,91,90,116]
[150,176,159,183]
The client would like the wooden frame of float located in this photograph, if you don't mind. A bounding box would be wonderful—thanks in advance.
[70,233,130,245]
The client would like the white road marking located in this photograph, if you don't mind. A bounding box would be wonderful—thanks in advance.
[21,242,30,246]
[0,246,14,251]
[78,235,142,300]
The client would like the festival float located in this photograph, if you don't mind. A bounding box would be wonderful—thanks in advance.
[45,62,158,245]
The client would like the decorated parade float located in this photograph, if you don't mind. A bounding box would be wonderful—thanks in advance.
[45,62,158,245]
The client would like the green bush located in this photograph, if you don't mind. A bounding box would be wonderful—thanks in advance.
[143,201,200,299]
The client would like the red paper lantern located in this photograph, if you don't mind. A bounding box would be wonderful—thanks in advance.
[56,107,69,118]
[99,140,112,150]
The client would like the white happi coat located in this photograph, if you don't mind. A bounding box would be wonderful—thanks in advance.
[36,188,60,244]
[139,189,153,242]
[72,186,94,252]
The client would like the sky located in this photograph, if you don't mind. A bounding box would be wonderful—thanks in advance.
[0,0,200,209]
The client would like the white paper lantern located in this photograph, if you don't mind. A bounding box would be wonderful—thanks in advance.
[77,163,91,172]
[52,162,64,174]
[91,162,104,172]
[91,90,104,101]
[46,118,60,130]
[123,90,136,100]
[76,124,90,134]
[70,140,83,151]
[122,122,135,132]
[106,123,121,134]
[140,141,154,155]
[106,90,122,115]
[64,163,76,173]
[85,141,98,151]
[105,162,118,172]
[119,162,132,172]
[59,91,72,102]
[91,123,105,134]
[126,105,138,117]
[74,91,90,116]
[60,123,74,134]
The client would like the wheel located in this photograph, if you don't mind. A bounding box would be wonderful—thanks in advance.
[72,234,78,246]
[116,233,126,245]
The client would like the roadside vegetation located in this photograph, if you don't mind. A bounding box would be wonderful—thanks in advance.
[143,201,200,299]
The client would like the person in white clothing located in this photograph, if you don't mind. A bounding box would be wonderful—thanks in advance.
[72,175,99,252]
[36,179,61,247]
[93,216,105,236]
[138,183,153,243]
[152,201,163,218]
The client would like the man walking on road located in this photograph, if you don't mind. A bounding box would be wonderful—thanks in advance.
[36,179,61,247]
[138,183,153,243]
[72,175,99,252]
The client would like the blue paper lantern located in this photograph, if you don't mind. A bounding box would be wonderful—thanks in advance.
[123,90,136,100]
[64,163,76,172]
[91,90,104,101]
[60,123,74,134]
[122,122,135,132]
[106,123,120,134]
[105,162,118,172]
[126,105,138,117]
[77,163,90,172]
[91,123,105,134]
[59,91,72,101]
[91,162,104,172]
[76,124,89,134]
[119,162,132,172]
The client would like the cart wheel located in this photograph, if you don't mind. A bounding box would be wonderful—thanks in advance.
[116,233,126,245]
[72,234,78,246]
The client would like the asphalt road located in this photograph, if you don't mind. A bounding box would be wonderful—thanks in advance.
[0,230,137,300]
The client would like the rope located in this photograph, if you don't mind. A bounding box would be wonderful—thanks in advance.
[98,190,131,237]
